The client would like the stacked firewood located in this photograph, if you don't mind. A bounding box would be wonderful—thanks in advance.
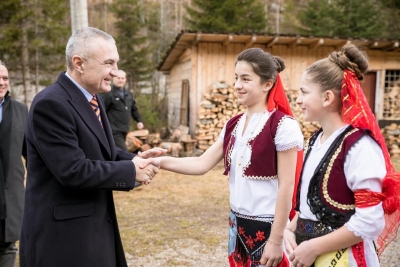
[382,123,400,158]
[195,82,246,150]
[383,79,400,119]
[125,130,161,152]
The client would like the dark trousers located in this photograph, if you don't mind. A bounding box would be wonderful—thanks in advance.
[0,241,17,267]
[112,132,128,152]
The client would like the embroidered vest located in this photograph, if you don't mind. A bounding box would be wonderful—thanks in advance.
[222,110,288,180]
[296,126,368,229]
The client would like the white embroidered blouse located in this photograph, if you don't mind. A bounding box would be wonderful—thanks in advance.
[218,110,303,217]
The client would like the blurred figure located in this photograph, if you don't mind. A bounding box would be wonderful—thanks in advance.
[102,70,144,152]
[0,60,28,267]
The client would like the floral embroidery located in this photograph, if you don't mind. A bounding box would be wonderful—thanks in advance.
[238,227,266,251]
[255,231,265,242]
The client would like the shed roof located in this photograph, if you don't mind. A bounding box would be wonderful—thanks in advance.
[157,31,400,72]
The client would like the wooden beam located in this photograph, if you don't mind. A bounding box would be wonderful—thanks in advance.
[245,35,257,48]
[223,34,233,46]
[309,38,324,49]
[192,33,201,46]
[367,41,379,48]
[336,40,351,50]
[289,38,302,49]
[266,37,278,48]
[384,41,399,51]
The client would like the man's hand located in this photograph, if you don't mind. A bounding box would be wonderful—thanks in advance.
[132,156,159,185]
[138,147,167,159]
[137,122,144,129]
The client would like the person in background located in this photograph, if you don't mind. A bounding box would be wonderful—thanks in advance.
[284,44,400,267]
[19,27,165,267]
[102,69,144,152]
[0,60,28,267]
[142,48,304,267]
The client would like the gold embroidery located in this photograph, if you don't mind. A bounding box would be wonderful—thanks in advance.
[322,128,359,210]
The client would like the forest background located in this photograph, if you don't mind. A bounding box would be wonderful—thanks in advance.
[1,0,400,132]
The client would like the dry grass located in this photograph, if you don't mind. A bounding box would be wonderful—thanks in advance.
[115,160,230,266]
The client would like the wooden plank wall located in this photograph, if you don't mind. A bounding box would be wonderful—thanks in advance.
[168,48,192,128]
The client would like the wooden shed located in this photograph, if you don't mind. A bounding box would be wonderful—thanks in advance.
[158,31,400,142]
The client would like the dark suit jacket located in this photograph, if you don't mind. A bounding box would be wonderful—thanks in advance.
[0,92,27,242]
[101,85,142,134]
[20,72,137,267]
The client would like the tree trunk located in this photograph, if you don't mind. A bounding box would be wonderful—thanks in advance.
[21,0,32,108]
[70,0,88,33]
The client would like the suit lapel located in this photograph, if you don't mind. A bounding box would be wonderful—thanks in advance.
[57,74,111,158]
[97,94,117,160]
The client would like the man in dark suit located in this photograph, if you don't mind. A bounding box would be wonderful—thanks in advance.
[0,60,28,267]
[20,27,164,267]
[102,69,144,152]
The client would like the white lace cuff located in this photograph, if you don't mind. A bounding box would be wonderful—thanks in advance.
[276,140,303,152]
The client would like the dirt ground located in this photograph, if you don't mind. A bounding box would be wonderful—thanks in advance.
[115,160,229,267]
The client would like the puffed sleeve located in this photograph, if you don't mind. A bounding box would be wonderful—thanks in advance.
[217,123,226,143]
[275,117,304,151]
[344,135,386,241]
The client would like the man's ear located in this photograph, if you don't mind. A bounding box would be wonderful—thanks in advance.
[322,90,336,107]
[72,56,84,73]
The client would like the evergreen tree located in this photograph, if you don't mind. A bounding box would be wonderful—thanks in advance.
[296,0,387,39]
[381,0,400,38]
[110,0,153,92]
[185,0,268,33]
[0,0,70,105]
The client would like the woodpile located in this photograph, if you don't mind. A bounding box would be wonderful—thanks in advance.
[125,129,161,152]
[382,123,400,158]
[383,78,400,119]
[125,126,199,157]
[194,82,246,150]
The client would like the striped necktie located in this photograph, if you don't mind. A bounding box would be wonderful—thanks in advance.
[90,95,103,127]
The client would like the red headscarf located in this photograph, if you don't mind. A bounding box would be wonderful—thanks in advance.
[341,70,400,256]
[267,74,303,220]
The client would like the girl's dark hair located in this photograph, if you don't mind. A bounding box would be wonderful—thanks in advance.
[305,44,369,93]
[236,48,285,83]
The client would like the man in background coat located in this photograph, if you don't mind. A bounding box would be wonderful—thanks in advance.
[0,60,28,267]
[20,27,164,267]
[102,69,144,152]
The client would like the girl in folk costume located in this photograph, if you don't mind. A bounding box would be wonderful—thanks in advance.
[284,44,400,267]
[141,48,303,267]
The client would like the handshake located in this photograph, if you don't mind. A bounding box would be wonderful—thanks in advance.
[131,147,167,185]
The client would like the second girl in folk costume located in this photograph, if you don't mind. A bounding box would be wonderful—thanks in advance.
[284,44,400,267]
[141,48,303,267]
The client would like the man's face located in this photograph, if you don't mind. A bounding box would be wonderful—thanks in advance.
[0,65,9,102]
[113,71,127,88]
[79,37,120,95]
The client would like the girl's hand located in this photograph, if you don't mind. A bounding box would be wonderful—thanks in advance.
[289,240,318,267]
[138,147,167,159]
[260,240,283,267]
[283,228,297,255]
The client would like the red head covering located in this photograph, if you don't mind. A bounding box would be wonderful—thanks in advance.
[267,74,303,220]
[341,70,400,256]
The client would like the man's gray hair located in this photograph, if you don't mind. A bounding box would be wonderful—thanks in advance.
[65,27,115,70]
[0,60,6,67]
